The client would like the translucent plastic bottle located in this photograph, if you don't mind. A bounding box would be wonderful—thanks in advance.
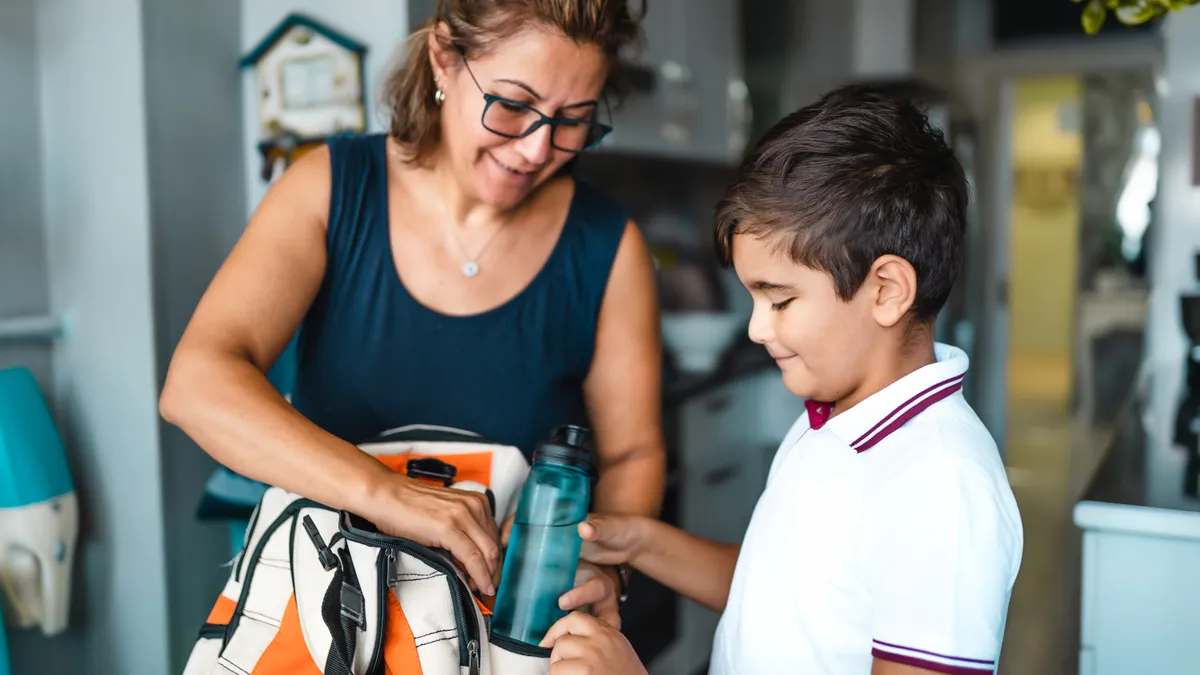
[491,425,595,646]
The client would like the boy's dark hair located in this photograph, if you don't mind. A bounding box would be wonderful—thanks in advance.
[714,83,968,322]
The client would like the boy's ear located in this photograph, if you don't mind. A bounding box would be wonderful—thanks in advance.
[868,255,917,328]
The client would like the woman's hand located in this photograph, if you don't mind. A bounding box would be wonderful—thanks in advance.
[558,562,621,628]
[540,612,647,675]
[364,473,501,595]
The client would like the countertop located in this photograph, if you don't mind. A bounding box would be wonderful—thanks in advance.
[1074,382,1200,539]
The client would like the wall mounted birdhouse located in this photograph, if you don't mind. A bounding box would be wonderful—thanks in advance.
[240,13,368,181]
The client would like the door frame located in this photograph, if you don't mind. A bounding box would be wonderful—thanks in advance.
[953,34,1163,453]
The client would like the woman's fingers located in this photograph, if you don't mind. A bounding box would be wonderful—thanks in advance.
[500,514,515,547]
[375,476,505,595]
[437,523,497,595]
[560,576,604,609]
[559,569,621,628]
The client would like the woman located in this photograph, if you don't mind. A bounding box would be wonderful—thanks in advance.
[160,0,665,625]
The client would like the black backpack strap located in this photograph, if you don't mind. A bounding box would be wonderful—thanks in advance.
[322,546,366,675]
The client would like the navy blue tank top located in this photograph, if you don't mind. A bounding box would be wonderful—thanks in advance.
[290,134,628,457]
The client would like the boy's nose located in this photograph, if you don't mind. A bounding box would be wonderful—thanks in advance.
[747,304,773,345]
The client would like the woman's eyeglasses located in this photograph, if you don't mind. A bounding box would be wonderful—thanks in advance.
[458,53,612,154]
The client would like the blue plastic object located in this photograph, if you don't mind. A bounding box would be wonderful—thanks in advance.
[0,368,73,509]
[492,426,595,646]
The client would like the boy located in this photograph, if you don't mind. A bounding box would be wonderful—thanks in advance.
[541,84,1024,674]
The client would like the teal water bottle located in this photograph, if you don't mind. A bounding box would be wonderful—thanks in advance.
[492,425,595,646]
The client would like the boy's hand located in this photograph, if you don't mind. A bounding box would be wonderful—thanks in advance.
[576,513,648,567]
[540,611,647,675]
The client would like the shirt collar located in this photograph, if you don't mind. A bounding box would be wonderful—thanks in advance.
[805,342,969,453]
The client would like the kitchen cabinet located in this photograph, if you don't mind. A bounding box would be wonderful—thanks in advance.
[599,0,749,165]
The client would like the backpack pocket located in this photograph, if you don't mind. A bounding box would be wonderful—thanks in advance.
[488,631,551,675]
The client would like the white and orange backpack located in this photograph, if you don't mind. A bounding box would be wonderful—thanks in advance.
[182,425,552,675]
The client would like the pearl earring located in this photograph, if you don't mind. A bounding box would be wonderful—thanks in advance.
[434,76,445,104]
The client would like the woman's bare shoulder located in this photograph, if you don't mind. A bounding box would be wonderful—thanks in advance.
[257,144,334,231]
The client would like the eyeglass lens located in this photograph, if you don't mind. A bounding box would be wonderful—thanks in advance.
[483,99,600,152]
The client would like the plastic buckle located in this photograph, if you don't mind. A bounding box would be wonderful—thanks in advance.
[406,457,458,486]
[340,582,366,631]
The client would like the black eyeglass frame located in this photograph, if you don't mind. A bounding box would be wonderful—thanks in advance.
[456,49,613,154]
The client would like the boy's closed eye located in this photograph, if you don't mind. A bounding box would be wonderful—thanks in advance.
[770,298,795,311]
[747,280,798,311]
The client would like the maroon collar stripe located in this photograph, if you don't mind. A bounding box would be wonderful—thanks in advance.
[851,374,965,452]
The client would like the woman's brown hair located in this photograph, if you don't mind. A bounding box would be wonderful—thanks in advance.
[381,0,644,164]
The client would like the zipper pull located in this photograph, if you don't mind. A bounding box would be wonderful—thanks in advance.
[385,552,399,587]
[467,639,480,675]
[302,515,338,571]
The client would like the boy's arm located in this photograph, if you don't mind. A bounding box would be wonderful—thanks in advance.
[558,515,740,614]
[627,518,740,613]
[870,660,955,675]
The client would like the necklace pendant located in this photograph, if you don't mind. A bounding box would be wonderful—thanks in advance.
[462,261,480,278]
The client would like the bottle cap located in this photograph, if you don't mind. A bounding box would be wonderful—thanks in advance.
[532,425,596,478]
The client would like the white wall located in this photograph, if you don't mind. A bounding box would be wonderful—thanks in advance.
[1145,9,1200,510]
[34,0,170,674]
[0,0,53,388]
[240,0,409,215]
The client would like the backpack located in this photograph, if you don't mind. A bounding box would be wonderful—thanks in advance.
[182,425,553,675]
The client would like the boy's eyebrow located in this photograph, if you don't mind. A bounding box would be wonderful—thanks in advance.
[748,280,795,292]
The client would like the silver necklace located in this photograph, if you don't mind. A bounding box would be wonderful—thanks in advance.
[447,220,507,278]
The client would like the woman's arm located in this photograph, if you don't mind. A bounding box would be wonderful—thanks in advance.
[159,148,502,593]
[583,219,667,518]
[557,219,665,624]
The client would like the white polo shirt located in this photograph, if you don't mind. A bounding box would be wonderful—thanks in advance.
[710,343,1022,675]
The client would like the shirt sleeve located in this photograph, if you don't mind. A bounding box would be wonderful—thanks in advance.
[867,457,1021,674]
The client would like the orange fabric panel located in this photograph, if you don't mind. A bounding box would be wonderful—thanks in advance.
[474,594,493,617]
[205,594,237,626]
[376,451,493,488]
[382,591,423,675]
[250,595,321,674]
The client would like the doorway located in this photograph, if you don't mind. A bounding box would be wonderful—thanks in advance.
[983,66,1157,674]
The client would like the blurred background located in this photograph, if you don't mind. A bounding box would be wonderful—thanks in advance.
[1,0,1199,673]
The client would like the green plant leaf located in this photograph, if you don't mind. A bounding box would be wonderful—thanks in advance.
[1082,0,1109,33]
[1078,0,1200,34]
[1114,3,1165,23]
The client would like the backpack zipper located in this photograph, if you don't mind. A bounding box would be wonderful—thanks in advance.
[488,630,553,658]
[442,568,480,675]
[364,552,389,675]
[346,527,481,673]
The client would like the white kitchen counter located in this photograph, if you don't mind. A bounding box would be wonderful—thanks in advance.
[1074,499,1200,540]
[1073,394,1200,675]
